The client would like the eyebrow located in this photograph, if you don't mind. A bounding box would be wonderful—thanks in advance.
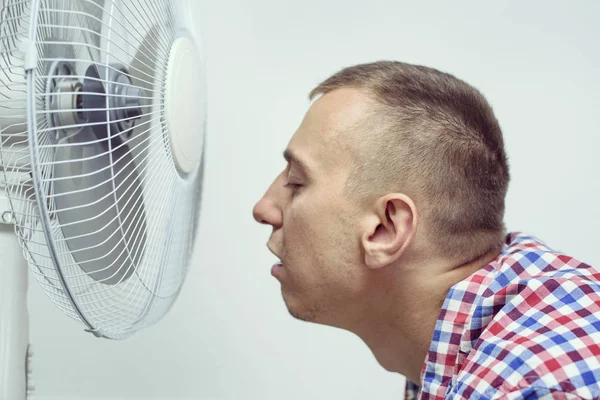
[283,149,310,174]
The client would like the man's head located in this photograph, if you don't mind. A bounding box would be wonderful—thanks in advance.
[253,61,509,330]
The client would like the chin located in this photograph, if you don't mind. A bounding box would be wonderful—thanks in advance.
[281,290,319,323]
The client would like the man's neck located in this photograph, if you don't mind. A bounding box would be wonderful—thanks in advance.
[351,245,502,384]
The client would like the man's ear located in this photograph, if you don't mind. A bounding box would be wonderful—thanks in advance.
[361,194,418,269]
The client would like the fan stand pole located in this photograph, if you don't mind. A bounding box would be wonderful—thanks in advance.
[0,205,30,400]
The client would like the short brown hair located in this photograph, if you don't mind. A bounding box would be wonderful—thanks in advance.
[310,61,510,263]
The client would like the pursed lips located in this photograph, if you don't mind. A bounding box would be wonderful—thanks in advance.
[267,244,284,277]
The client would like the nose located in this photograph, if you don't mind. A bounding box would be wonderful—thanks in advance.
[253,196,282,227]
[253,173,284,228]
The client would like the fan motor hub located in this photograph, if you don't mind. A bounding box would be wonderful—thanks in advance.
[164,36,205,174]
[48,61,86,134]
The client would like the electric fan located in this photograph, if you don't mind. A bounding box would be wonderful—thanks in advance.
[0,0,206,398]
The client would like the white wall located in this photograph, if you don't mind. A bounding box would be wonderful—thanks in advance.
[29,0,600,399]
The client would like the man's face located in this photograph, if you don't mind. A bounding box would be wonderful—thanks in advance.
[253,88,374,326]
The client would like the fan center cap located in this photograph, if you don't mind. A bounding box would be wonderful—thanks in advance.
[164,36,206,174]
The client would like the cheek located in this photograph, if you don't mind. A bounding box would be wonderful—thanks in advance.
[287,193,332,237]
[285,197,356,269]
[283,201,327,264]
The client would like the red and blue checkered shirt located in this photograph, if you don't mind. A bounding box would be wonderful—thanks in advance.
[405,232,600,399]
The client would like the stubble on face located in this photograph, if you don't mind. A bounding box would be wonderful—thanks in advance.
[275,88,381,327]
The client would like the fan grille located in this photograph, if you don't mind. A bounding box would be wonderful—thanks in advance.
[0,0,205,339]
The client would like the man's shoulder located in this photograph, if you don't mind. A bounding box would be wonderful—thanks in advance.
[476,232,600,310]
[452,271,600,399]
[410,233,600,400]
[466,232,600,337]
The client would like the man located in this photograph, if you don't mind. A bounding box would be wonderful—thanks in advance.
[252,61,600,399]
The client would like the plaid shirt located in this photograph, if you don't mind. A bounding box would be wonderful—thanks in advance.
[405,232,600,399]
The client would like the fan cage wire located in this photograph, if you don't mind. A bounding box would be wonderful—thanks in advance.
[0,0,204,339]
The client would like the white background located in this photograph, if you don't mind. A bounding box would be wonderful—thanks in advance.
[27,1,599,399]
